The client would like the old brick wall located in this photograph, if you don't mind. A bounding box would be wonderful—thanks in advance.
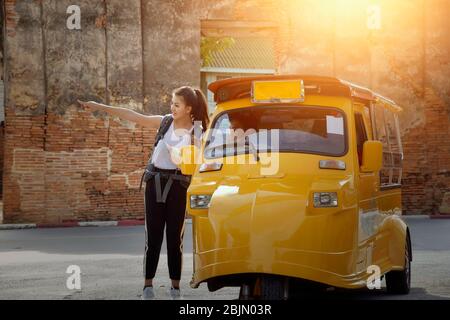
[198,0,450,215]
[0,122,3,199]
[2,0,449,223]
[1,0,292,223]
[3,0,164,223]
[275,0,450,215]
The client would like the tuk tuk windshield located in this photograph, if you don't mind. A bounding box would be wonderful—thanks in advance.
[204,106,347,158]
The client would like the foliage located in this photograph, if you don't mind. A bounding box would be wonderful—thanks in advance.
[201,37,235,67]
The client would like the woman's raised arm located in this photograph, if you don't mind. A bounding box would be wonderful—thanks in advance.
[78,100,163,129]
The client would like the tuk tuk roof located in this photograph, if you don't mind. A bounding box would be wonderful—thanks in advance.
[208,74,402,112]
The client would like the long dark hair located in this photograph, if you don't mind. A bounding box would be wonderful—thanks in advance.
[173,86,210,132]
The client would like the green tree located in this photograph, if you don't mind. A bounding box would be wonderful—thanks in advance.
[201,37,235,67]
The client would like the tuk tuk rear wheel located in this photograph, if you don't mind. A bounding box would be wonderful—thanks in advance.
[260,275,289,300]
[386,236,411,294]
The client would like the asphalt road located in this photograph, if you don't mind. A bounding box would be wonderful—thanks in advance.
[0,216,449,300]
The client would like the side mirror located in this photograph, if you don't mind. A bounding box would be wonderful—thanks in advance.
[360,141,383,173]
[180,145,197,176]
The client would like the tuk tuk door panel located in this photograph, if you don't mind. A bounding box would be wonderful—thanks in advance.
[354,108,381,271]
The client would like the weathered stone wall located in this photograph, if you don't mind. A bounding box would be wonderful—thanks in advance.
[3,0,156,223]
[0,122,3,199]
[275,0,450,214]
[2,0,449,223]
[420,0,450,215]
[0,1,3,199]
[142,0,201,115]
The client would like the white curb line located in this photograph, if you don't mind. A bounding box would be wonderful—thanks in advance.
[78,221,119,227]
[0,218,192,230]
[0,224,37,230]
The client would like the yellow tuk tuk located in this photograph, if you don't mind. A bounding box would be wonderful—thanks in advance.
[180,75,411,299]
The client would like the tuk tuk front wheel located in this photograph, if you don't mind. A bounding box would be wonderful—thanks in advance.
[386,236,411,294]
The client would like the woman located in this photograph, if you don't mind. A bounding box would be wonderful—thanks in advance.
[78,86,209,299]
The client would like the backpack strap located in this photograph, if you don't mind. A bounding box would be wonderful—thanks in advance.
[191,123,205,146]
[191,126,195,146]
[154,114,174,148]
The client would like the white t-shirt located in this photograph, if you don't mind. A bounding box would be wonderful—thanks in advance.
[151,122,194,170]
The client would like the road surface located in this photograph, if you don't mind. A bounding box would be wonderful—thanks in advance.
[0,216,449,300]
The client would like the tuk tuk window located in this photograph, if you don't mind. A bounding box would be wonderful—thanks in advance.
[204,106,347,159]
[372,103,403,188]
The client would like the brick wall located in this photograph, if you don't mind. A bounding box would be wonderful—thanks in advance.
[3,0,164,223]
[3,108,157,223]
[0,121,4,199]
[276,0,450,215]
[2,0,449,223]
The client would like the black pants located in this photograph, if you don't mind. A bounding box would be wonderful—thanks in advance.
[144,169,187,280]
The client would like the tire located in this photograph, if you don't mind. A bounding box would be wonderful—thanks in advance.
[260,275,287,300]
[386,236,411,294]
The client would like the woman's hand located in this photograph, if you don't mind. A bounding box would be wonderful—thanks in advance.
[78,100,104,112]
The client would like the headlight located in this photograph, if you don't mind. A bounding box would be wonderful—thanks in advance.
[199,162,223,173]
[190,195,212,209]
[313,192,338,208]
